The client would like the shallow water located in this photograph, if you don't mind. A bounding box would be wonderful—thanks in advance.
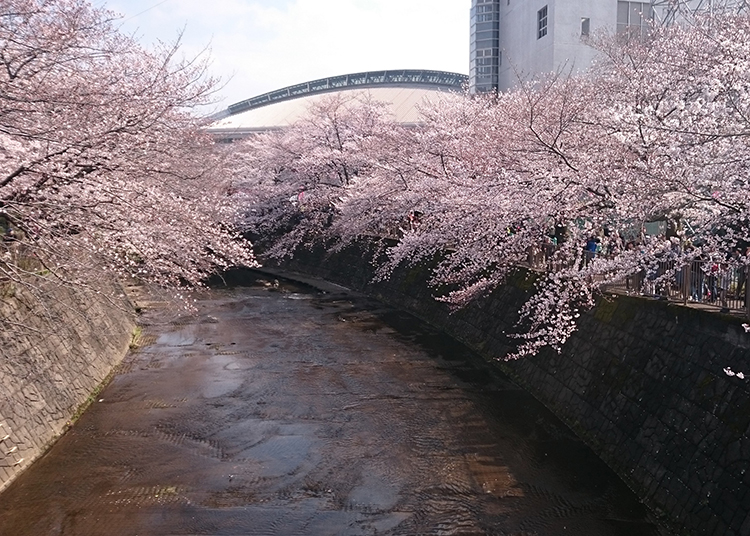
[0,275,666,535]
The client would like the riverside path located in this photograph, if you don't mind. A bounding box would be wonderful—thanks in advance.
[0,273,668,535]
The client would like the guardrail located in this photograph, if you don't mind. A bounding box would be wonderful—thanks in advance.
[618,259,749,316]
[523,245,750,318]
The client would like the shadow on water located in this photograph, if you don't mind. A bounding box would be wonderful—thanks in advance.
[319,297,663,533]
[230,269,669,535]
[0,268,671,536]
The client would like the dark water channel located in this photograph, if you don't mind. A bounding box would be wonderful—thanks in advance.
[0,274,667,535]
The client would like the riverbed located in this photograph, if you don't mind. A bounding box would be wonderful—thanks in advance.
[0,274,666,535]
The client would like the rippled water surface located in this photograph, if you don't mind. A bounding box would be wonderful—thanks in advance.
[0,274,666,535]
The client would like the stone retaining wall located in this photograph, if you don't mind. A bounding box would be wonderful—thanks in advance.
[0,278,135,492]
[271,240,750,536]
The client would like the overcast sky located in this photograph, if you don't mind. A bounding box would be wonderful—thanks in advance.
[99,0,470,111]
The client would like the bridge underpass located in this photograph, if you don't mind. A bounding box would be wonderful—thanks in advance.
[0,273,666,535]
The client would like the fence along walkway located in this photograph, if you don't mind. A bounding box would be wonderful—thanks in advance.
[524,247,750,319]
[617,259,749,317]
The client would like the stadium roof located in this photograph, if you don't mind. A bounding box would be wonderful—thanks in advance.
[208,69,468,139]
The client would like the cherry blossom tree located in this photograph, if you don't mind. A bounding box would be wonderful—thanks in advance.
[0,0,254,301]
[231,93,398,258]
[234,11,750,358]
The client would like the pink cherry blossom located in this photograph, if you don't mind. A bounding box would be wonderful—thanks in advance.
[234,11,750,358]
[0,0,255,300]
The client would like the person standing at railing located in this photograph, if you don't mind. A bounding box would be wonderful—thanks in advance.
[716,262,730,310]
[625,241,638,291]
[690,253,707,302]
[736,247,749,305]
[608,231,624,258]
[670,238,684,296]
[584,236,598,265]
[707,261,720,303]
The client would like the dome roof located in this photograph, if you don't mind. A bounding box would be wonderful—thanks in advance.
[208,69,467,139]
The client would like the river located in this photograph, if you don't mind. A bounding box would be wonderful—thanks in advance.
[0,273,666,535]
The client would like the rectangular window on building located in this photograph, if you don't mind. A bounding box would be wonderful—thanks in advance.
[538,6,548,39]
[616,1,654,38]
[581,17,590,36]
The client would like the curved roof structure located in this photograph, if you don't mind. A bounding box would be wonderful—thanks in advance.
[209,69,468,139]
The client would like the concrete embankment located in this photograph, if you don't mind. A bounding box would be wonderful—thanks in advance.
[0,277,135,492]
[267,239,750,536]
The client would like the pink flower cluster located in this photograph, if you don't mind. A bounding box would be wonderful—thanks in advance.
[0,0,255,294]
[233,12,750,358]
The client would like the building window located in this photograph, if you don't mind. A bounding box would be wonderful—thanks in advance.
[538,6,548,39]
[581,17,590,36]
[617,1,654,38]
[470,0,501,94]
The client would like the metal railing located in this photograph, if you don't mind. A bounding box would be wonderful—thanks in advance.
[523,245,750,318]
[619,260,749,316]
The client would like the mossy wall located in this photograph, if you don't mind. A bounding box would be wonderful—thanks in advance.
[273,240,750,536]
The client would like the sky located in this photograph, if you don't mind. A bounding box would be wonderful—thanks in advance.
[99,0,470,111]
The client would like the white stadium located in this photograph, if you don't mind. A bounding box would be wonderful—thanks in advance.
[208,70,468,139]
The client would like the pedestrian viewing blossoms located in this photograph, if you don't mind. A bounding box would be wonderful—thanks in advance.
[233,12,750,358]
[0,0,254,305]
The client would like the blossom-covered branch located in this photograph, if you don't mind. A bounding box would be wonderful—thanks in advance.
[0,0,254,294]
[233,12,750,358]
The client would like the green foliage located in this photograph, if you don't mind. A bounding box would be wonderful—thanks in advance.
[129,326,143,350]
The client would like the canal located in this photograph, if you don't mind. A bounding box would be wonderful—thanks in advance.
[0,274,668,535]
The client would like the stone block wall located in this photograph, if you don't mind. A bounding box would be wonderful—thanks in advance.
[272,240,750,536]
[0,278,135,492]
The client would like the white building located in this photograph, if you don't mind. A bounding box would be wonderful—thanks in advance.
[469,0,743,93]
[208,70,467,139]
